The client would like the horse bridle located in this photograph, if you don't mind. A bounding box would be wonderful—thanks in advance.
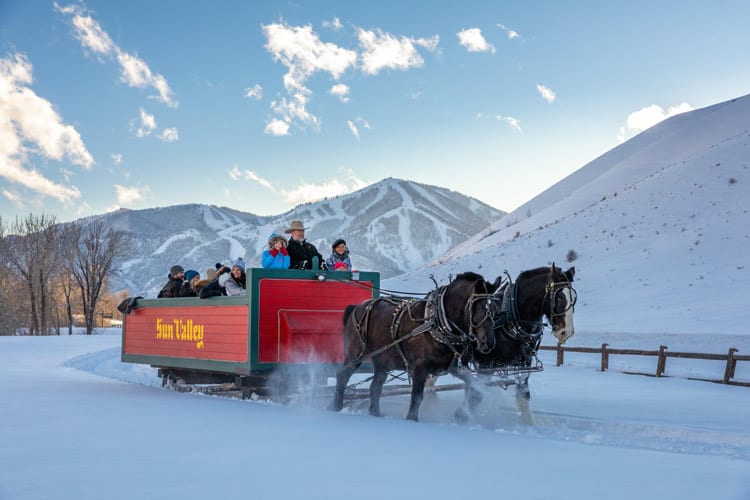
[543,279,577,323]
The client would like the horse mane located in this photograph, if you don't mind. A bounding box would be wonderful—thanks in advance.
[455,271,484,283]
[516,266,551,282]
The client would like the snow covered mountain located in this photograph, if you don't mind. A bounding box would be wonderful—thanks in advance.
[99,178,503,295]
[386,94,750,336]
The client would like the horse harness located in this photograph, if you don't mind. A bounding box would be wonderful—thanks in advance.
[348,284,496,372]
[492,274,578,364]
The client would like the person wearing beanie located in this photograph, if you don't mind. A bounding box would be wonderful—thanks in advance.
[180,270,201,297]
[157,264,185,298]
[284,220,324,270]
[262,233,290,269]
[224,258,247,296]
[325,238,352,272]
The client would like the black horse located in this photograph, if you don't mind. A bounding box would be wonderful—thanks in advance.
[457,264,576,422]
[330,272,497,421]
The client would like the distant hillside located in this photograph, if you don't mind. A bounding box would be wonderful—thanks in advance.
[385,94,750,336]
[91,178,503,295]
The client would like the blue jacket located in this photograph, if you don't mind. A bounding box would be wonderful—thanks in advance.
[262,249,290,269]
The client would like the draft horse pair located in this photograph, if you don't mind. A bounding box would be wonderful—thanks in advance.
[330,265,576,422]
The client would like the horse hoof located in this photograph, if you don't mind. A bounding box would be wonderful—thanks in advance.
[454,408,470,424]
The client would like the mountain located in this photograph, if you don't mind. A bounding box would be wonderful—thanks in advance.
[385,94,750,336]
[96,178,504,295]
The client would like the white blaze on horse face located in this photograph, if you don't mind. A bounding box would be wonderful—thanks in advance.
[553,288,575,344]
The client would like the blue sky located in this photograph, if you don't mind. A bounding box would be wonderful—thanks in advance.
[1,1,749,223]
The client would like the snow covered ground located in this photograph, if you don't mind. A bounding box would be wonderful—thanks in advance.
[1,330,749,500]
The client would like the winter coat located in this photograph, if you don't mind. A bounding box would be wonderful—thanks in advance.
[224,272,247,296]
[325,249,351,271]
[157,276,183,298]
[287,238,324,270]
[262,247,291,269]
[198,278,226,298]
[180,281,197,297]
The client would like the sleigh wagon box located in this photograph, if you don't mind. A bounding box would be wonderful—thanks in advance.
[121,268,379,381]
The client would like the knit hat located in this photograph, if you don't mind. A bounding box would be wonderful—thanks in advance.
[284,220,308,234]
[170,265,184,276]
[332,238,346,249]
[233,258,246,272]
[268,233,287,248]
[184,270,199,282]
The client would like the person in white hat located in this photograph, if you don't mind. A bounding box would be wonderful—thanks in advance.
[284,220,324,270]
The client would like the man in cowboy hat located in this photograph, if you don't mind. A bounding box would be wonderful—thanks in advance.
[284,220,324,270]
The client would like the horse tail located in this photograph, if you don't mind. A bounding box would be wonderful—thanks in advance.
[342,304,357,325]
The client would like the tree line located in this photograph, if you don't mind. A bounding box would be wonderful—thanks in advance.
[0,214,130,336]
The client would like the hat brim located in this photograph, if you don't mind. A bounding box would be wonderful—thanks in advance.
[284,227,307,234]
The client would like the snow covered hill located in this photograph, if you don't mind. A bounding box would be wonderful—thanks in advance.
[95,178,502,295]
[386,94,750,336]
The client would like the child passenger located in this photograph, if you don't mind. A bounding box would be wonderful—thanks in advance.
[325,238,351,271]
[262,233,290,269]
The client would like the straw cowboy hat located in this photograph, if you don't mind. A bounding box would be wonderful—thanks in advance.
[284,220,308,234]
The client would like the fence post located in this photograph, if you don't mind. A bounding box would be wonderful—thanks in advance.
[556,343,564,367]
[656,345,668,377]
[601,343,609,372]
[723,348,738,384]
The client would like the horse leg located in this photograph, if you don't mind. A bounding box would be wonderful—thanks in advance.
[514,373,534,425]
[368,367,388,417]
[453,367,483,424]
[330,362,358,412]
[406,366,429,421]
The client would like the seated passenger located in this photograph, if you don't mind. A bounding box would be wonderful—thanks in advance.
[180,270,201,297]
[224,258,247,296]
[262,233,290,269]
[325,238,352,271]
[285,220,324,270]
[199,263,231,298]
[157,265,184,298]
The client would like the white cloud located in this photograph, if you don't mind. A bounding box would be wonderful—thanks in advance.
[244,84,263,100]
[262,22,357,131]
[347,120,359,140]
[111,153,122,165]
[330,83,350,103]
[229,164,274,190]
[617,102,694,142]
[322,17,342,31]
[498,115,522,132]
[457,28,496,54]
[2,188,23,206]
[264,119,290,136]
[158,127,179,142]
[56,3,178,107]
[281,171,368,205]
[357,28,430,74]
[228,166,242,181]
[536,84,556,103]
[114,184,149,205]
[497,23,520,40]
[0,53,92,202]
[347,116,370,140]
[135,108,156,137]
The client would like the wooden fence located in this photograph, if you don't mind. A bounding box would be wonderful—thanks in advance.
[539,343,750,387]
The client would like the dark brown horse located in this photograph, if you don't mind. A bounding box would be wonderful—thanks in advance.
[331,272,498,421]
[457,264,576,422]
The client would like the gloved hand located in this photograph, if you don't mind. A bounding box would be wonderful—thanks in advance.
[270,249,279,257]
[280,247,288,256]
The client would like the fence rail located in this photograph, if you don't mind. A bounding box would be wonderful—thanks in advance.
[538,343,750,387]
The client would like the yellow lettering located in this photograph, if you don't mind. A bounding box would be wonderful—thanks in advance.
[155,317,206,349]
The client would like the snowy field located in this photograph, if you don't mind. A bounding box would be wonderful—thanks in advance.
[1,330,749,500]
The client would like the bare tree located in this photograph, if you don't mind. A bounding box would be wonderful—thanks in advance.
[67,221,130,335]
[0,214,58,335]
